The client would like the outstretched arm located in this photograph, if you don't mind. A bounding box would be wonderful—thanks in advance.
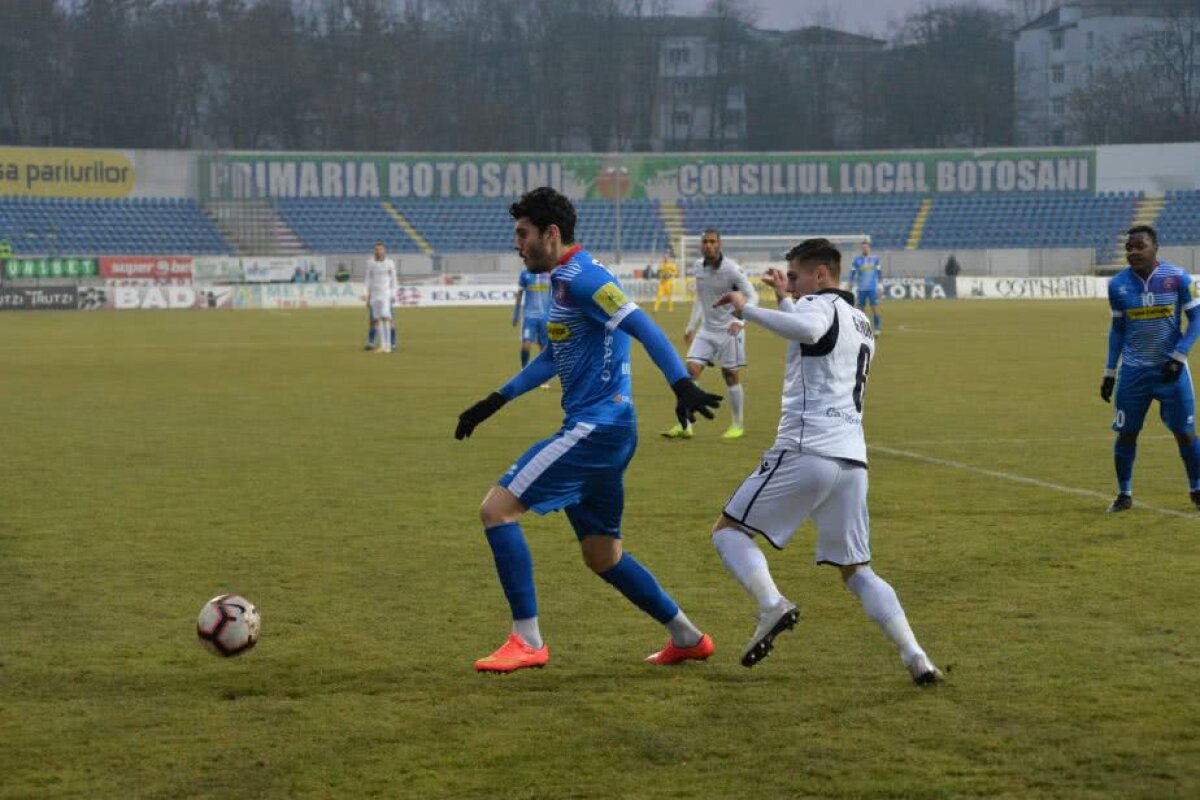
[455,349,556,440]
[619,307,688,384]
[619,308,722,424]
[716,291,834,344]
[499,348,556,400]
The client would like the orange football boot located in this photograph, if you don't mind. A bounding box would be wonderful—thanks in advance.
[644,633,715,665]
[474,633,549,673]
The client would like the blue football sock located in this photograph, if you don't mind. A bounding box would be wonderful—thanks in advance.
[1176,437,1200,491]
[484,523,537,620]
[598,553,679,624]
[391,327,397,347]
[368,326,377,346]
[520,347,530,368]
[1114,439,1136,495]
[874,312,881,330]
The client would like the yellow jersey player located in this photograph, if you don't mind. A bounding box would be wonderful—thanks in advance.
[653,249,678,312]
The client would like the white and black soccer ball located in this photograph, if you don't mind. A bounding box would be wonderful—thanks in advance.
[197,594,261,657]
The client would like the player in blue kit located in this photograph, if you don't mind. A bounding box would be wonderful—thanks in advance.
[513,267,551,367]
[1101,225,1200,512]
[456,187,723,672]
[849,240,882,332]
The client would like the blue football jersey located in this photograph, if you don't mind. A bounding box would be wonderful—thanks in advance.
[518,270,551,320]
[1108,263,1199,369]
[851,255,881,291]
[547,247,636,427]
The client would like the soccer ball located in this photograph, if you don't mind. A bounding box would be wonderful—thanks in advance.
[197,594,261,657]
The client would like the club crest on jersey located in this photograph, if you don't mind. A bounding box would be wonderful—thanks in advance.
[592,282,629,316]
[553,280,571,306]
[548,322,571,342]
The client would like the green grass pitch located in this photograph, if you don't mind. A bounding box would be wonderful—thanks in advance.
[2,300,1198,799]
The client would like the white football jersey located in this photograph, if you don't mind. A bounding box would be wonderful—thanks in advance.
[741,289,875,464]
[687,255,759,335]
[365,257,397,299]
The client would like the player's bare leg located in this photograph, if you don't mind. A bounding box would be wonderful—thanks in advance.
[840,564,942,685]
[661,361,704,438]
[721,368,744,439]
[711,516,797,667]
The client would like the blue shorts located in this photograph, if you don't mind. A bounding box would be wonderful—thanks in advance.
[1113,365,1196,434]
[522,318,549,348]
[857,288,879,306]
[499,422,636,539]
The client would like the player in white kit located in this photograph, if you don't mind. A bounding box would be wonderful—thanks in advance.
[709,238,942,685]
[364,241,397,354]
[661,229,758,440]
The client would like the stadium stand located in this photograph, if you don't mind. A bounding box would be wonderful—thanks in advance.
[1157,191,1200,246]
[919,192,1140,263]
[4,192,1199,260]
[274,198,421,253]
[0,198,231,255]
[679,197,921,250]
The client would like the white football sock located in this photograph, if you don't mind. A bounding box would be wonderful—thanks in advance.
[728,384,744,427]
[712,527,782,612]
[666,610,703,648]
[845,567,922,664]
[513,617,543,650]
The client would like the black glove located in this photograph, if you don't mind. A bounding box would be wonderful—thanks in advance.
[455,392,507,440]
[1100,376,1115,403]
[1163,360,1184,383]
[671,378,722,427]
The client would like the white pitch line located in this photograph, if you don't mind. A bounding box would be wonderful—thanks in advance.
[881,434,1173,447]
[871,443,1197,520]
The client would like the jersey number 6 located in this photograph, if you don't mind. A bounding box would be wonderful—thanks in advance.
[853,344,872,413]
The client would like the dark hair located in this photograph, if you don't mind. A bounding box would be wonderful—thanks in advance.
[701,228,721,239]
[1127,224,1158,245]
[786,238,842,278]
[509,187,576,244]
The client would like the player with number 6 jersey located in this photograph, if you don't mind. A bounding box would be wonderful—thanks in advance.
[707,238,942,685]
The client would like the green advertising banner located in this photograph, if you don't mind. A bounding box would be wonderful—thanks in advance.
[2,257,98,279]
[201,148,1095,202]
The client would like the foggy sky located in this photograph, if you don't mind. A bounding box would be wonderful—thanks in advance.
[676,0,1010,37]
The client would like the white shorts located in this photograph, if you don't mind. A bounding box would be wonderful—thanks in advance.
[369,296,393,320]
[687,329,745,370]
[723,449,871,566]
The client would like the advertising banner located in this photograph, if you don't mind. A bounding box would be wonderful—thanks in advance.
[242,255,326,283]
[202,149,1095,202]
[232,282,363,310]
[2,257,98,279]
[0,147,135,198]
[193,256,245,282]
[0,286,79,311]
[109,284,234,310]
[879,276,958,300]
[99,256,193,283]
[393,284,519,307]
[957,275,1108,300]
